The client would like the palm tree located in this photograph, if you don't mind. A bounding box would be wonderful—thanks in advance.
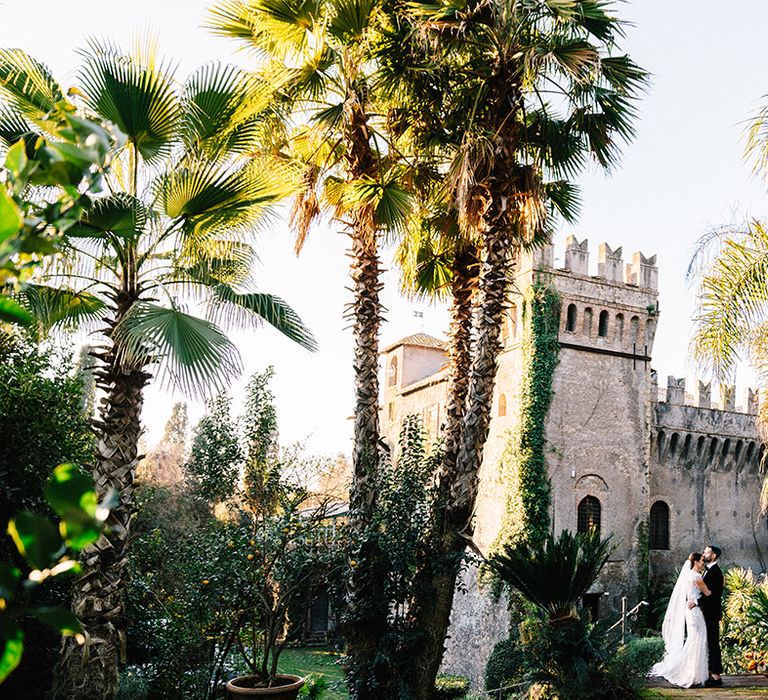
[208,0,414,688]
[376,1,646,693]
[0,43,316,699]
[489,529,615,624]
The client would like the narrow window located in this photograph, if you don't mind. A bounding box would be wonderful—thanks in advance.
[630,316,640,344]
[720,439,731,469]
[598,310,609,337]
[657,430,666,459]
[566,304,577,332]
[498,394,507,417]
[509,303,517,339]
[682,434,692,461]
[388,356,398,388]
[669,432,679,459]
[615,313,624,342]
[577,496,601,535]
[649,501,670,550]
[583,307,593,336]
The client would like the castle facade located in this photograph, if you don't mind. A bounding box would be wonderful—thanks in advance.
[380,235,768,685]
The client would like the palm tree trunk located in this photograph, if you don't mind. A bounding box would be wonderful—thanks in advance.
[407,191,514,700]
[340,92,393,697]
[56,293,149,700]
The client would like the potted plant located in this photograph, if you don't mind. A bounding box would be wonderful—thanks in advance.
[223,490,344,698]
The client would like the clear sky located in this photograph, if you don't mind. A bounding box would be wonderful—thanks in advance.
[2,1,767,454]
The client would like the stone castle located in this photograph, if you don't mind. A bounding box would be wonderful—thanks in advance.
[380,235,768,685]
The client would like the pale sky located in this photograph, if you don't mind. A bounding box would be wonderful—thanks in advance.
[2,2,767,455]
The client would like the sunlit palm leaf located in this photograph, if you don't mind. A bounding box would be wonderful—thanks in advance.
[0,49,65,122]
[21,284,105,333]
[209,284,318,350]
[0,106,35,149]
[159,156,296,237]
[692,221,768,379]
[78,39,180,164]
[328,0,376,42]
[112,302,242,398]
[67,193,147,239]
[181,63,271,155]
[174,238,256,286]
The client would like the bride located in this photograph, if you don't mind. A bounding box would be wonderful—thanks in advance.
[650,552,712,687]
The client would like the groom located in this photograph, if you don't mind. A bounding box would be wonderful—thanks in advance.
[701,544,724,688]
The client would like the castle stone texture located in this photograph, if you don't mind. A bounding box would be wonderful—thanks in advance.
[380,235,768,686]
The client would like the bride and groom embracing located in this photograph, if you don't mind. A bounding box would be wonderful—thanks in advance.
[650,545,724,688]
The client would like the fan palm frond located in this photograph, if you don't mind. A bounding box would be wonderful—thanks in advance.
[692,220,768,379]
[112,302,243,398]
[159,156,297,238]
[78,38,181,164]
[0,49,66,123]
[67,193,148,240]
[20,284,106,334]
[209,284,318,350]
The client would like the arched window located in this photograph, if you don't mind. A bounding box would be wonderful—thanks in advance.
[682,434,692,461]
[669,432,679,459]
[577,496,601,535]
[498,394,507,417]
[583,307,593,336]
[615,313,624,342]
[649,501,670,550]
[598,310,609,337]
[630,316,640,344]
[566,304,577,332]
[387,356,398,388]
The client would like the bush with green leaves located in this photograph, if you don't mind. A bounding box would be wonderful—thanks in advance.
[721,567,768,674]
[0,463,112,685]
[434,674,470,699]
[487,531,653,699]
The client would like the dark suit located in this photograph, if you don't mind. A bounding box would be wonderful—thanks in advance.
[700,562,724,675]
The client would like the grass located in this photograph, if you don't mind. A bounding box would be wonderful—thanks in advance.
[278,647,349,700]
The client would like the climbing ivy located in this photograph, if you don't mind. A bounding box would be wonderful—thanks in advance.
[491,280,561,554]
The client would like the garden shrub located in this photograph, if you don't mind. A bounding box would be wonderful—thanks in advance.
[434,673,470,699]
[484,637,524,692]
[618,636,664,676]
[721,567,768,674]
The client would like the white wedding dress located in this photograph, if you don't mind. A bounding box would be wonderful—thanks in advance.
[649,563,709,688]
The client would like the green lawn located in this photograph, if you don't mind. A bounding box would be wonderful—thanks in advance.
[278,647,349,700]
[641,689,768,699]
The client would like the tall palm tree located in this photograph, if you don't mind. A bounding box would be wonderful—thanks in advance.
[208,0,414,688]
[0,43,316,699]
[377,1,646,694]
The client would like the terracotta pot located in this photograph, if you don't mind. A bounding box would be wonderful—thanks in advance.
[226,674,305,699]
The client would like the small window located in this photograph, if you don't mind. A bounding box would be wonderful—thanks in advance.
[598,310,609,337]
[649,501,670,550]
[498,394,507,417]
[566,304,577,332]
[577,496,601,535]
[615,313,624,342]
[630,316,640,344]
[669,432,679,459]
[388,402,395,423]
[388,356,398,388]
[583,307,593,336]
[509,303,517,340]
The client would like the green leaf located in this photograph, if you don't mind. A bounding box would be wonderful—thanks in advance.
[4,140,28,176]
[0,296,33,327]
[0,49,65,121]
[112,302,243,399]
[7,512,65,571]
[78,39,180,164]
[20,285,105,333]
[0,184,23,245]
[66,193,147,239]
[210,285,318,351]
[0,564,20,599]
[0,617,24,684]
[32,607,82,636]
[45,463,102,550]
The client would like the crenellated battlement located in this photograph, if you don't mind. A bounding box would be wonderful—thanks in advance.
[521,235,658,291]
[654,375,759,415]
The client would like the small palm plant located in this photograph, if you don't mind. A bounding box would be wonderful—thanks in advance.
[0,41,315,698]
[489,529,614,624]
